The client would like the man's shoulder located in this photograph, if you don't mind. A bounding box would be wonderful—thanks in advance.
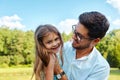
[92,47,110,67]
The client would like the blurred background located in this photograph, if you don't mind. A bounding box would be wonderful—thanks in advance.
[0,0,120,80]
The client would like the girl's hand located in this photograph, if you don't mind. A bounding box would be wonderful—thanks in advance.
[54,57,62,75]
[45,54,57,80]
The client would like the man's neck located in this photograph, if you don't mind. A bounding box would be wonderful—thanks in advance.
[76,47,93,59]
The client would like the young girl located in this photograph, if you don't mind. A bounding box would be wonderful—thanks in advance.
[32,24,63,80]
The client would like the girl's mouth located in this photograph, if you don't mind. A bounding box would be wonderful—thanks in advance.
[52,45,60,50]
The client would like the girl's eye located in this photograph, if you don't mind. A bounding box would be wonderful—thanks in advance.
[47,41,52,44]
[55,37,59,41]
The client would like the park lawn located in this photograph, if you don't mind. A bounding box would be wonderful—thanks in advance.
[0,67,34,80]
[108,68,120,80]
[0,67,120,80]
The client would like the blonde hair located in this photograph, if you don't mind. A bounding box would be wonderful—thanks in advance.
[31,24,63,80]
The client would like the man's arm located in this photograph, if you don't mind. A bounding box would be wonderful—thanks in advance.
[87,66,110,80]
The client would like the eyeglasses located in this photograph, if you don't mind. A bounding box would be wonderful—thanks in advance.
[72,25,94,41]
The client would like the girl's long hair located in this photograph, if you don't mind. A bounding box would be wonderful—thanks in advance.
[31,24,63,80]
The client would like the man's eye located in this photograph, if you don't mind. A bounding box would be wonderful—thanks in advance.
[77,33,83,39]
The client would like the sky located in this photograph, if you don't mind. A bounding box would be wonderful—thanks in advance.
[0,0,120,34]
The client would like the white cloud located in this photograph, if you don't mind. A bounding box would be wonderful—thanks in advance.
[0,14,25,29]
[106,0,120,31]
[106,0,120,13]
[56,19,78,34]
[108,19,120,31]
[112,19,120,26]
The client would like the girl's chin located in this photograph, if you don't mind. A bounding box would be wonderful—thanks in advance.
[52,48,60,53]
[53,49,59,53]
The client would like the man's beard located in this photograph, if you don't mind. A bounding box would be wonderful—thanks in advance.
[72,42,91,50]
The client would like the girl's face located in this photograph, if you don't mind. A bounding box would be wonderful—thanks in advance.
[43,32,61,54]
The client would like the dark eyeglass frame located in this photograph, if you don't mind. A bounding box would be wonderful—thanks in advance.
[72,25,94,41]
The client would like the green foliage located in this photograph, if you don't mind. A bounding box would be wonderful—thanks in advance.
[9,55,24,66]
[62,32,72,42]
[0,27,34,67]
[0,56,10,67]
[0,26,120,68]
[96,29,120,68]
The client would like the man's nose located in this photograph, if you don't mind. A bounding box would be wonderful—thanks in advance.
[72,34,77,40]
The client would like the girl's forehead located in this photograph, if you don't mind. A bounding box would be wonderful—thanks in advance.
[43,32,58,40]
[45,32,57,36]
[47,32,57,36]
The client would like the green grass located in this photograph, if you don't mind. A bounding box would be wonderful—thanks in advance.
[0,68,119,80]
[108,68,120,80]
[0,67,34,80]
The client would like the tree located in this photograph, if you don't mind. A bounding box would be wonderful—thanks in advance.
[96,29,120,68]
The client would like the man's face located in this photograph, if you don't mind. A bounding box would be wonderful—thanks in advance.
[72,23,93,50]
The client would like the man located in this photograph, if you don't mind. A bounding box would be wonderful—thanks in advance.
[55,11,110,80]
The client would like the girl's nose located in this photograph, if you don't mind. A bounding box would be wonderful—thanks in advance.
[52,42,58,47]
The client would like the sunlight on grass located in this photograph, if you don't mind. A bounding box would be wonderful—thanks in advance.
[0,67,34,80]
[0,67,120,80]
[108,68,120,80]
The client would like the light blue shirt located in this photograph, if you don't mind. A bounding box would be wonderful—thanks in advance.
[57,41,110,80]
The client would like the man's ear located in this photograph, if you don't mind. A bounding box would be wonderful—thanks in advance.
[92,38,100,46]
[94,38,100,43]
